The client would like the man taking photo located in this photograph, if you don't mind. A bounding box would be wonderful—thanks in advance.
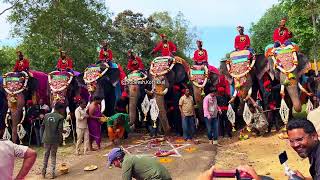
[287,119,320,180]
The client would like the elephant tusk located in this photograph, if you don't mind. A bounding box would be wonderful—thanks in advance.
[101,99,106,113]
[5,109,10,127]
[20,107,26,124]
[154,88,168,96]
[280,85,285,98]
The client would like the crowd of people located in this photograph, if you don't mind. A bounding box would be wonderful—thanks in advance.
[2,18,320,180]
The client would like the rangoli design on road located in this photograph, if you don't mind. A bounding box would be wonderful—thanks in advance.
[120,137,191,158]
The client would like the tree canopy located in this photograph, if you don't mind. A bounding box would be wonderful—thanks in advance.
[2,1,197,73]
[250,0,320,57]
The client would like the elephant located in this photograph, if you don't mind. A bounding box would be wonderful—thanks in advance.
[125,70,149,125]
[82,62,122,116]
[256,45,311,113]
[146,56,190,134]
[2,70,49,143]
[0,84,8,138]
[189,64,220,123]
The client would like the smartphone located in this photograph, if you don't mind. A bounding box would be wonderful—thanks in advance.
[279,151,288,165]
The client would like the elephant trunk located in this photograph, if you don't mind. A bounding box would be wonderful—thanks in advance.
[155,95,171,134]
[286,84,302,112]
[8,94,25,143]
[193,85,204,121]
[129,85,139,125]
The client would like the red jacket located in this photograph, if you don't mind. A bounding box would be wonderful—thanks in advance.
[273,27,293,44]
[57,58,73,70]
[127,56,144,71]
[99,49,113,61]
[193,49,208,63]
[153,41,177,56]
[234,35,251,50]
[14,59,30,72]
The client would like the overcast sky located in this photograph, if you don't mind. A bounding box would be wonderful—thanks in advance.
[0,0,279,65]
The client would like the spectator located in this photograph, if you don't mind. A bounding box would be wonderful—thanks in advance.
[42,102,65,179]
[115,91,129,113]
[0,139,37,180]
[203,89,221,144]
[39,98,50,113]
[107,148,172,180]
[179,88,196,141]
[196,165,261,180]
[107,113,130,145]
[87,96,104,151]
[26,100,42,146]
[216,87,232,138]
[75,99,89,155]
[287,119,320,180]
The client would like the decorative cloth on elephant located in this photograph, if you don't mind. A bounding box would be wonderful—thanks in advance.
[152,34,177,56]
[49,71,73,105]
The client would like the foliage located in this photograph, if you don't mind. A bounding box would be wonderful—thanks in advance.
[3,1,197,73]
[249,4,286,54]
[5,0,111,72]
[0,46,16,73]
[250,0,320,57]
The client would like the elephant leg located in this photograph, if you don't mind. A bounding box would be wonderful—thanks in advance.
[11,109,21,144]
[155,95,170,134]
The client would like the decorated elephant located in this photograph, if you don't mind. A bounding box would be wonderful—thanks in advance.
[2,70,49,143]
[146,56,190,134]
[124,70,149,125]
[189,64,220,123]
[82,62,123,116]
[0,78,8,138]
[258,44,311,121]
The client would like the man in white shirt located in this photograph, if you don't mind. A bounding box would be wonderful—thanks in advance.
[0,140,37,180]
[75,99,89,155]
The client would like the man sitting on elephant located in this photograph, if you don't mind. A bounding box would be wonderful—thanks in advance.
[56,50,73,72]
[193,40,208,66]
[99,40,113,64]
[151,34,177,57]
[234,26,254,55]
[14,51,30,72]
[126,49,144,72]
[273,18,293,48]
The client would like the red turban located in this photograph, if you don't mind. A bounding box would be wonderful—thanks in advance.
[160,34,167,38]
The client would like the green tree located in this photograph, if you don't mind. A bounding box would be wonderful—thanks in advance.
[0,46,17,73]
[148,11,197,64]
[5,0,111,72]
[249,4,286,54]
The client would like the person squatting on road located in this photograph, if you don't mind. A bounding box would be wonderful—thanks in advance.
[107,148,172,180]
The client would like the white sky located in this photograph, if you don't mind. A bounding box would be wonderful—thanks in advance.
[106,0,279,27]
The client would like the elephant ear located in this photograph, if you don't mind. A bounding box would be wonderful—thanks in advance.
[297,53,310,78]
[254,54,276,81]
